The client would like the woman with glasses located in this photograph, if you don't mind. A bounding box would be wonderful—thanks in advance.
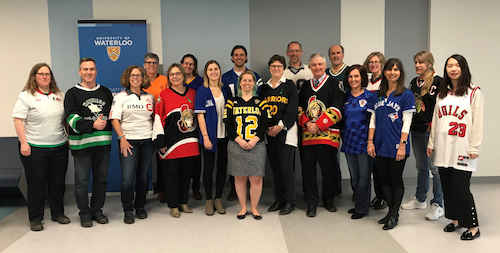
[153,63,200,218]
[181,54,203,200]
[401,51,444,221]
[362,52,388,210]
[224,70,272,220]
[111,66,155,224]
[195,60,231,215]
[427,54,484,240]
[260,55,298,215]
[367,58,415,230]
[13,63,69,231]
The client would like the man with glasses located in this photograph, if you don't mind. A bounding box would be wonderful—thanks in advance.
[326,45,349,93]
[222,45,263,201]
[283,41,313,92]
[64,58,113,227]
[142,53,169,203]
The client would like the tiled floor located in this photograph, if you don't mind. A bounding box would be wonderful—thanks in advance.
[0,183,498,253]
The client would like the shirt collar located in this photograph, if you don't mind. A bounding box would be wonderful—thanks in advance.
[266,76,287,88]
[313,73,327,83]
[125,88,147,95]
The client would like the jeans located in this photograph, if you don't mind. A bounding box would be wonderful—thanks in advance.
[74,151,110,218]
[345,153,373,214]
[19,143,68,221]
[118,139,154,212]
[411,131,443,207]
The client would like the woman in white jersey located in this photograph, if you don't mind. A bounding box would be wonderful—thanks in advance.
[111,66,155,224]
[12,63,69,231]
[427,54,484,240]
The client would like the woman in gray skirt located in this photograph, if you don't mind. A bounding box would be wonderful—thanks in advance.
[223,70,272,220]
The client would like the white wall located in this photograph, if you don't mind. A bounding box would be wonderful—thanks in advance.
[93,0,164,64]
[0,0,52,137]
[341,0,385,66]
[430,0,500,176]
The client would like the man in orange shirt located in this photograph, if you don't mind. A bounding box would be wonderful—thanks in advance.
[143,53,168,202]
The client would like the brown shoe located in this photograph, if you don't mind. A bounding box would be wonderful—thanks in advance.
[214,198,226,214]
[158,192,167,203]
[30,221,43,231]
[179,204,193,213]
[227,190,237,201]
[205,200,214,216]
[193,190,202,200]
[170,208,180,218]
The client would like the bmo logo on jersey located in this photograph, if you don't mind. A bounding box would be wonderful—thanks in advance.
[438,105,468,119]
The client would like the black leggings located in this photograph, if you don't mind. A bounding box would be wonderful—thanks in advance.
[202,138,228,199]
[374,156,408,189]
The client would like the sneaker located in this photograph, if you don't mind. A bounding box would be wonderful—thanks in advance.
[425,203,444,221]
[81,217,93,228]
[124,212,135,224]
[92,213,109,224]
[30,221,44,231]
[401,196,427,210]
[136,208,148,219]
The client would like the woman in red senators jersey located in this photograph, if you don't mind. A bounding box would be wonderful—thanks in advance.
[427,54,484,240]
[224,70,271,220]
[153,63,199,218]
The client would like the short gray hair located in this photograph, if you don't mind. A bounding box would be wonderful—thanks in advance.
[143,53,159,63]
[309,53,326,64]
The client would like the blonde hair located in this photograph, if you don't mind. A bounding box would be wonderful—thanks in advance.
[413,51,435,97]
[203,60,223,88]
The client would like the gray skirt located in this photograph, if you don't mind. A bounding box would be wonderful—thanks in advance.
[227,140,266,177]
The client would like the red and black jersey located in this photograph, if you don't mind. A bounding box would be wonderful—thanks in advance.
[153,87,199,160]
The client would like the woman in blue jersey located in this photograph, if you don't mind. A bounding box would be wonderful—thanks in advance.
[13,63,69,231]
[367,58,416,230]
[111,66,155,224]
[181,54,204,200]
[195,60,231,215]
[401,51,444,221]
[341,65,374,219]
[224,70,271,220]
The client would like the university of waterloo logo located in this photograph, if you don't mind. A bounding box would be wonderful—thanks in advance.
[107,46,120,62]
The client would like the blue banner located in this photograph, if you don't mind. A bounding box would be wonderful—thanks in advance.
[78,20,148,192]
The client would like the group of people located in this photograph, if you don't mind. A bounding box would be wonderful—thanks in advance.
[13,42,484,241]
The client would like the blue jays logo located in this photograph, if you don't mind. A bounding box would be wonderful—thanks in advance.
[388,112,399,122]
[107,46,120,62]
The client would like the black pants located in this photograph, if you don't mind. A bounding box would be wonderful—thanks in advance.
[19,143,68,222]
[372,162,385,200]
[191,148,202,192]
[374,156,407,189]
[439,167,478,228]
[203,138,228,199]
[267,131,296,204]
[156,153,165,192]
[300,145,340,207]
[162,156,196,208]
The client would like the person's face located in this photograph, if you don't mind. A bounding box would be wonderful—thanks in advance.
[269,60,284,79]
[35,66,51,89]
[446,58,462,81]
[384,64,401,83]
[368,56,381,75]
[206,63,220,83]
[414,58,430,76]
[232,48,247,68]
[182,57,195,75]
[348,69,362,90]
[240,73,255,93]
[169,67,184,86]
[309,57,326,79]
[286,43,303,65]
[143,57,158,75]
[129,68,143,88]
[329,45,344,67]
[79,61,97,84]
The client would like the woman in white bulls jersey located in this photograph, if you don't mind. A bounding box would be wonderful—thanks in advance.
[427,54,484,240]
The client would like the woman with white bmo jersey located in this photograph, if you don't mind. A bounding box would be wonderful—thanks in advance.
[427,54,484,240]
[111,66,155,224]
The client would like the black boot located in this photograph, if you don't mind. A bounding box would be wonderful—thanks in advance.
[383,188,404,230]
[378,186,393,224]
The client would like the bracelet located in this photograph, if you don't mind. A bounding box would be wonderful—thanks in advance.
[368,139,373,141]
[118,134,126,140]
[203,134,208,137]
[367,144,374,148]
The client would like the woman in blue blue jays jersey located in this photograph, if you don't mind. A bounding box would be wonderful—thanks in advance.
[341,65,374,219]
[367,58,416,230]
[195,60,231,216]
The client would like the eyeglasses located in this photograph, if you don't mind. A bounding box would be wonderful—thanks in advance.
[270,65,284,69]
[36,73,51,77]
[169,72,182,77]
[368,61,381,65]
[130,74,143,78]
[144,61,158,65]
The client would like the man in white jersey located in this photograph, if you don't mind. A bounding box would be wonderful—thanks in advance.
[283,41,313,92]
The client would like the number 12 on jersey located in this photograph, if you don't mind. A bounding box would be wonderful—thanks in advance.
[236,115,257,140]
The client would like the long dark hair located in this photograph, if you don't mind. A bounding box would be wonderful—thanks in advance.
[344,64,368,89]
[379,58,406,97]
[180,54,199,76]
[438,54,471,99]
